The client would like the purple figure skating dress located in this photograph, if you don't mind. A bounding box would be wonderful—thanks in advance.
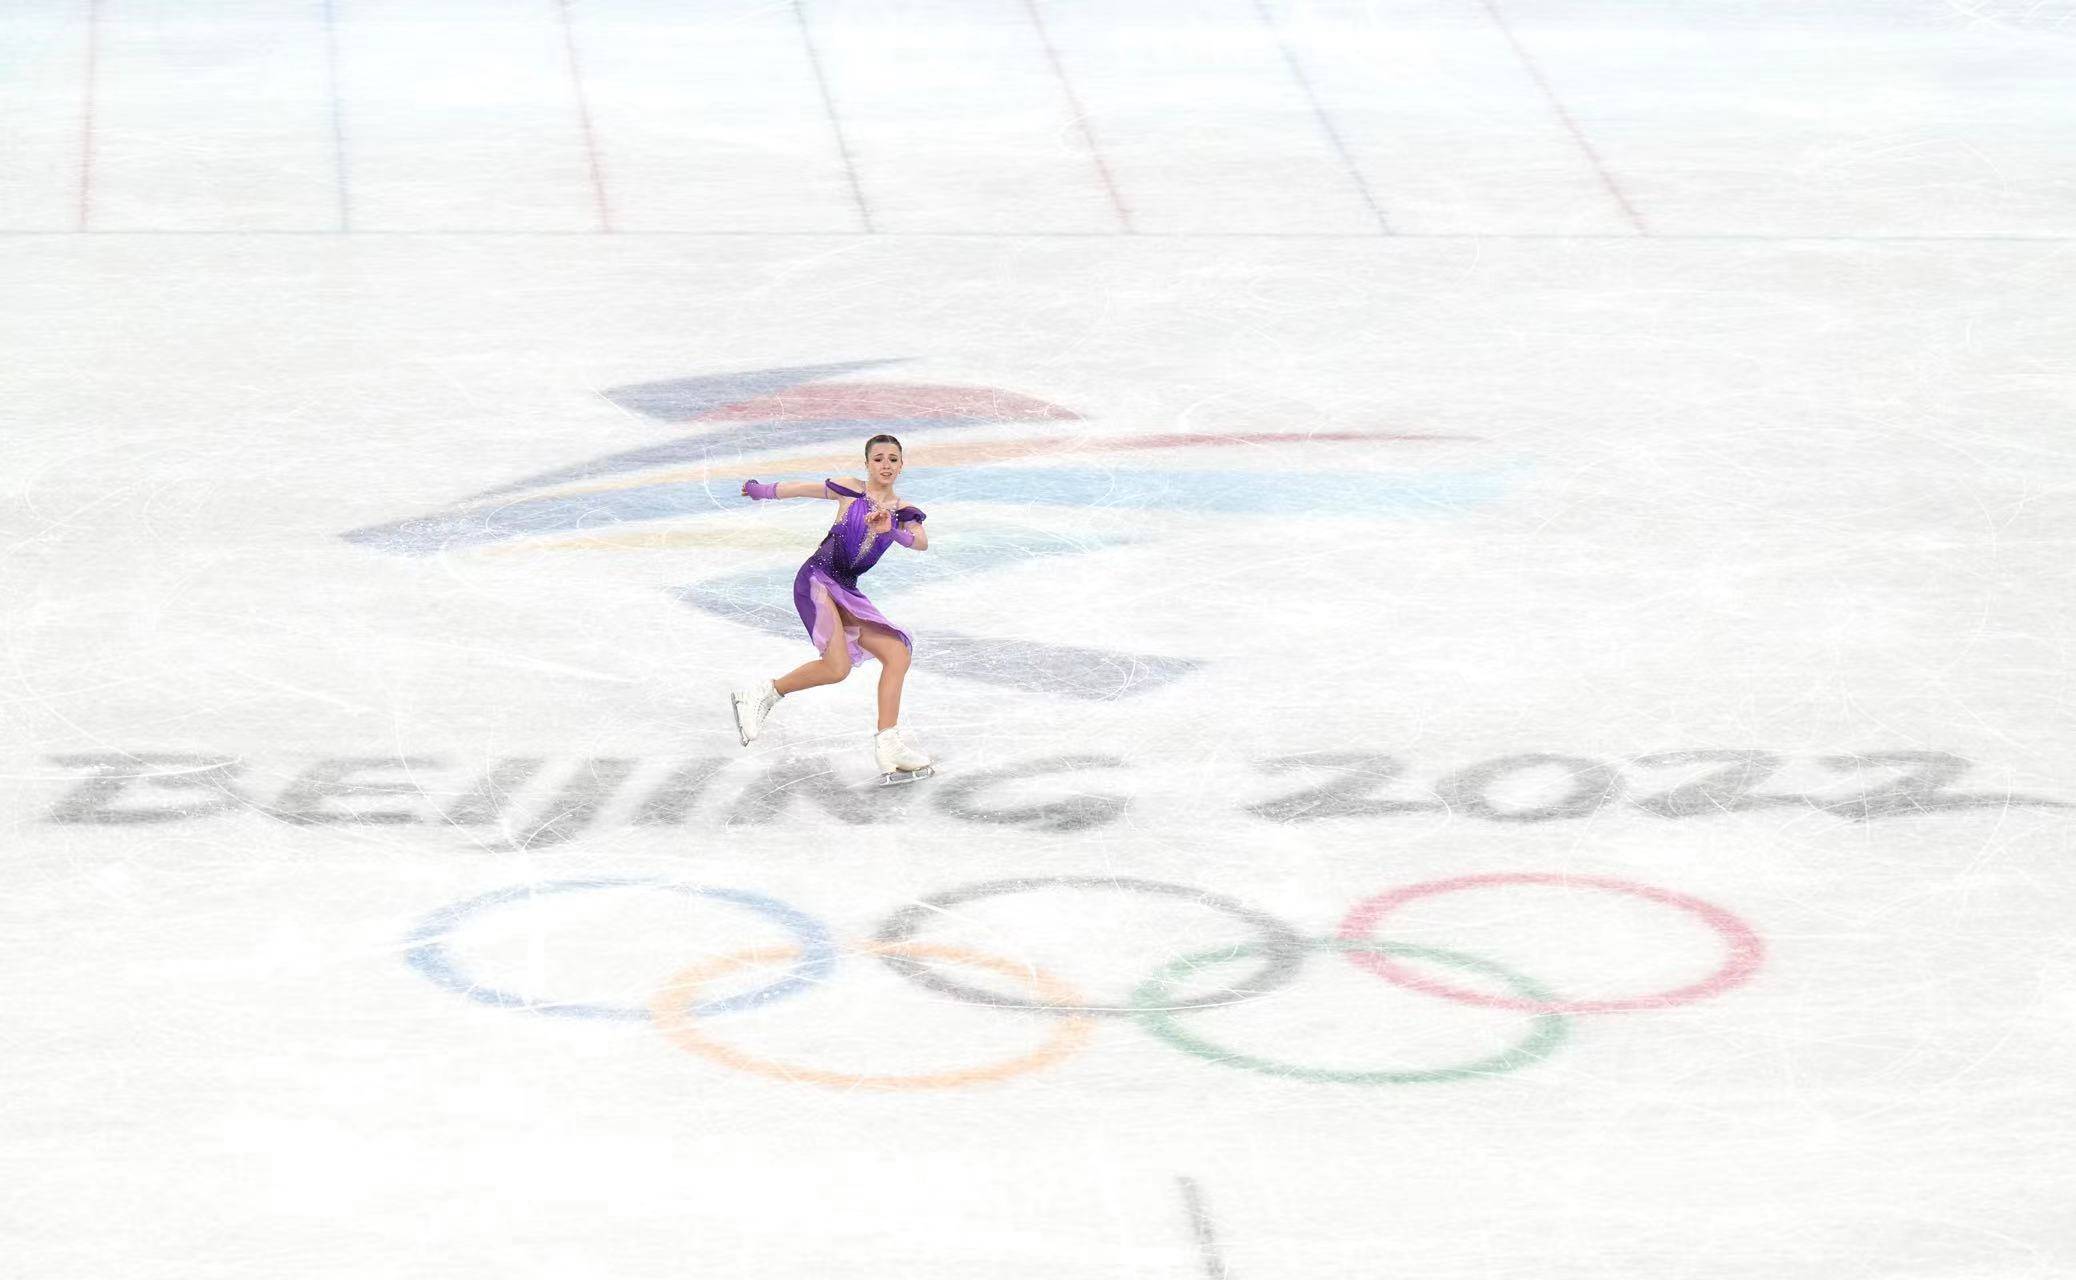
[794,479,926,664]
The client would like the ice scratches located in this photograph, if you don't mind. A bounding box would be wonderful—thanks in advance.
[44,753,249,824]
[439,756,544,826]
[931,758,1129,834]
[508,756,639,848]
[631,758,732,826]
[1946,0,2076,34]
[1176,1176,1229,1280]
[925,633,1199,700]
[443,760,598,853]
[726,754,896,826]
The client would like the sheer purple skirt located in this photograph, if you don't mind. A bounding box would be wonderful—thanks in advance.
[792,564,914,666]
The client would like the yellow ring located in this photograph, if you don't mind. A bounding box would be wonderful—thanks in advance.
[649,943,1099,1091]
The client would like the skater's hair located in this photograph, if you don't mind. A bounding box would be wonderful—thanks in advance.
[864,433,903,460]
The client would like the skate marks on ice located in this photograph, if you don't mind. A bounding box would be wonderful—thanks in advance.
[1175,1176,1230,1280]
[399,872,1763,1090]
[37,748,2068,848]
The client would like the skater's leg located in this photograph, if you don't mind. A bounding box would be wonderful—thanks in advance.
[775,638,848,694]
[855,626,911,731]
[775,588,855,694]
[858,626,929,777]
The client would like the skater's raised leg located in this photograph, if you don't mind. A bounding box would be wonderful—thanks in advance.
[773,634,851,695]
[735,594,853,745]
[774,589,855,695]
[730,678,782,745]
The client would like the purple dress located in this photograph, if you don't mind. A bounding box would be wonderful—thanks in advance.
[792,479,927,665]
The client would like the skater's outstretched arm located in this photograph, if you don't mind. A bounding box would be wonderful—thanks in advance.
[740,480,840,500]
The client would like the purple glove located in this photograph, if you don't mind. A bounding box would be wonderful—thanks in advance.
[742,479,779,501]
[891,524,917,548]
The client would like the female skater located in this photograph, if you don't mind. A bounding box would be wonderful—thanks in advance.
[731,434,933,782]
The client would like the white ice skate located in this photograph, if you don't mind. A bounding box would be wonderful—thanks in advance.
[874,726,934,785]
[731,679,781,746]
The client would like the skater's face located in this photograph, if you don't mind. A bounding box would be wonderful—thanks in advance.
[867,444,903,485]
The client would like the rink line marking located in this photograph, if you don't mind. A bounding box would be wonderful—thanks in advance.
[556,0,613,232]
[791,0,873,233]
[321,0,350,230]
[75,0,102,230]
[1020,0,1134,233]
[1476,0,1647,236]
[1251,0,1392,234]
[1177,1176,1229,1280]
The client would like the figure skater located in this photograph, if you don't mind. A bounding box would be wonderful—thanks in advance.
[731,434,934,783]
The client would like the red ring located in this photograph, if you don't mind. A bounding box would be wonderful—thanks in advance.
[1337,873,1764,1014]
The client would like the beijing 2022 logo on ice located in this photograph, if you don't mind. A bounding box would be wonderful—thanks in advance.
[342,359,1517,700]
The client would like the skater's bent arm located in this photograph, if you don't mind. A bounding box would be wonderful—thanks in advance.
[899,520,928,551]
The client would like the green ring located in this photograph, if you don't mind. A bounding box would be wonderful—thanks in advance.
[1130,938,1571,1085]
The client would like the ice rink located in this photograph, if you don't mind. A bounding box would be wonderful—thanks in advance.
[4,2,2075,1276]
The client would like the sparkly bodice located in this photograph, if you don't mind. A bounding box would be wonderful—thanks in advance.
[808,479,924,581]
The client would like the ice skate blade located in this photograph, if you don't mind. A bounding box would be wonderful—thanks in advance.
[879,765,935,786]
[730,695,753,747]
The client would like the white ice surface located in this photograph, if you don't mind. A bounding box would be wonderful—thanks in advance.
[2,2,2075,1278]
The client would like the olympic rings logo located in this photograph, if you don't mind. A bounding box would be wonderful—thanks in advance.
[405,873,1765,1091]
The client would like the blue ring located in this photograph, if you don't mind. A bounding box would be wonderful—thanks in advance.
[404,878,836,1020]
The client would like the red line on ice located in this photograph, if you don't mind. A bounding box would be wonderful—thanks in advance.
[1477,0,1647,235]
[1021,0,1134,233]
[76,0,102,230]
[557,0,614,232]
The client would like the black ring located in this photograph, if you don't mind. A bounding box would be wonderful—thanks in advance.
[872,876,1309,1017]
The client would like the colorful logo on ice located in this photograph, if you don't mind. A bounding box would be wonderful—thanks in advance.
[341,360,1517,699]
